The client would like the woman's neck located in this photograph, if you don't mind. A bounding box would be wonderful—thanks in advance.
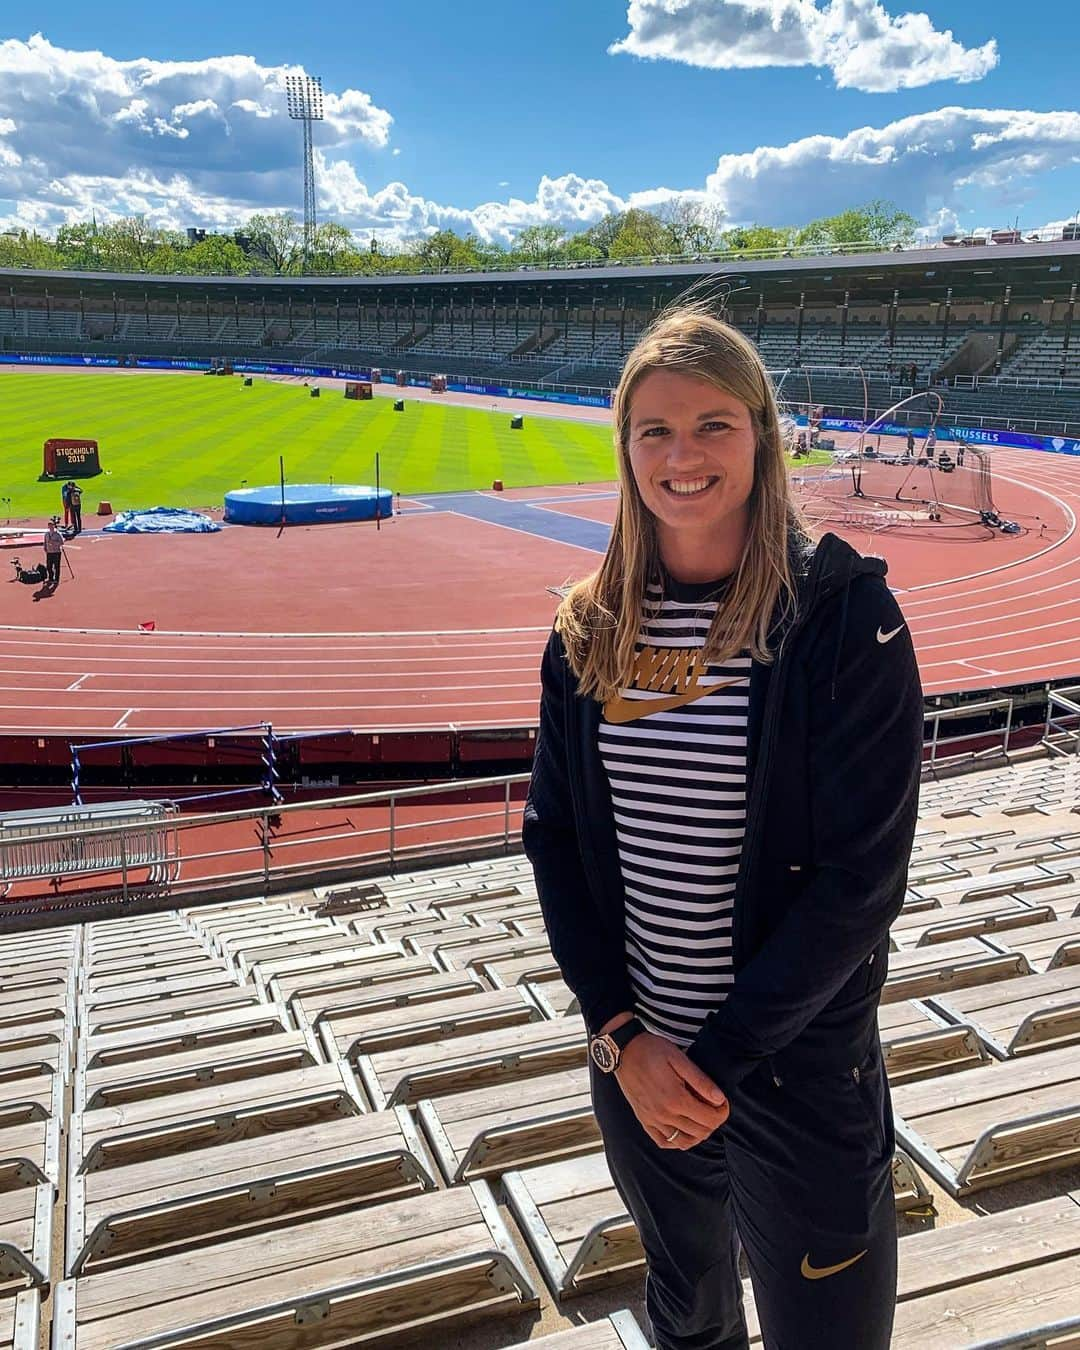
[656,514,749,584]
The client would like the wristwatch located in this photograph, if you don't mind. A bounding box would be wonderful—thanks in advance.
[589,1017,645,1073]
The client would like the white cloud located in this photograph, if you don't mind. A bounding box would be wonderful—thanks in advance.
[0,35,1074,252]
[0,32,392,213]
[610,0,998,92]
[702,107,1080,223]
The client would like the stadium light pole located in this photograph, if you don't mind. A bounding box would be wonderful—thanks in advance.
[285,74,324,266]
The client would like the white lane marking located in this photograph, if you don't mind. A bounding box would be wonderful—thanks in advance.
[112,708,135,729]
[65,674,91,691]
[0,623,551,639]
[0,680,542,696]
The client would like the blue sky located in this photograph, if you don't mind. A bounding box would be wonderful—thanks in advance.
[0,2,1078,244]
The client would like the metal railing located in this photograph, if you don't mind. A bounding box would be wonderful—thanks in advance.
[1045,684,1080,757]
[0,774,531,916]
[923,699,1017,770]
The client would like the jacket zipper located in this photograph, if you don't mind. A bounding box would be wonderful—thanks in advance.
[728,556,826,969]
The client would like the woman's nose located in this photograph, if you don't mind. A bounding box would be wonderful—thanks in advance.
[665,434,705,467]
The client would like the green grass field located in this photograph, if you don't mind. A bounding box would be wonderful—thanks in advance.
[0,371,832,520]
[0,372,619,518]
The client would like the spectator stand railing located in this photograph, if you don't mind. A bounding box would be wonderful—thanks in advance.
[0,774,531,915]
[923,698,1017,772]
[0,799,180,900]
[1045,684,1080,757]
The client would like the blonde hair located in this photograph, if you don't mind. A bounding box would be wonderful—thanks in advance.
[557,302,813,701]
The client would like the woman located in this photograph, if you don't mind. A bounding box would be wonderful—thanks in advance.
[523,306,923,1350]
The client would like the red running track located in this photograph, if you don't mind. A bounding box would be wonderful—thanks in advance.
[0,446,1077,735]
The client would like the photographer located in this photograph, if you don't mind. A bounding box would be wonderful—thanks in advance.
[43,518,65,590]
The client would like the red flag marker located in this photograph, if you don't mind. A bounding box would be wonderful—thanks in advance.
[138,621,156,632]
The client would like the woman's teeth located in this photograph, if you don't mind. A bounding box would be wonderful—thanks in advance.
[664,477,714,496]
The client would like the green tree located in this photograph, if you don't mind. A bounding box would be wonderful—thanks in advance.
[184,235,253,275]
[659,197,726,254]
[510,224,568,264]
[246,212,304,274]
[721,224,796,255]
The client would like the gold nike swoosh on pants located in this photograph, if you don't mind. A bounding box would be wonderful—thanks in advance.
[800,1250,867,1280]
[604,676,749,725]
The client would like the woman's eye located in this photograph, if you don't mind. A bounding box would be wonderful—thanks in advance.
[640,426,668,437]
[702,421,730,432]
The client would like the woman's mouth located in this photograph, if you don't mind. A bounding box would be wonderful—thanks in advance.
[661,476,718,499]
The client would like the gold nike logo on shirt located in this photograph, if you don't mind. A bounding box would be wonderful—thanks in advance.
[603,645,749,725]
[800,1250,867,1280]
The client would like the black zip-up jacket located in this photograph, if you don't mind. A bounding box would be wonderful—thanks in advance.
[522,531,924,1099]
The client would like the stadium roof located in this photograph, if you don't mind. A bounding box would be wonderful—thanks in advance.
[4,238,1080,305]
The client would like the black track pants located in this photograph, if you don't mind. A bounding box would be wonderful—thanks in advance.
[590,1043,897,1350]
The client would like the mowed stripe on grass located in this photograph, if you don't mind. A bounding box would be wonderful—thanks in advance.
[0,372,617,516]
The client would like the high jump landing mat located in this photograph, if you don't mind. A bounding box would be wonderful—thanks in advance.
[223,483,392,526]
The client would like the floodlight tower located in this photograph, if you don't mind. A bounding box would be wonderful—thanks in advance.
[285,74,324,263]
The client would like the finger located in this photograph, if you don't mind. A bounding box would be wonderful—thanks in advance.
[672,1091,729,1132]
[671,1056,728,1109]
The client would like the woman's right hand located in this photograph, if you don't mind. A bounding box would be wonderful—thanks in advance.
[615,1031,730,1149]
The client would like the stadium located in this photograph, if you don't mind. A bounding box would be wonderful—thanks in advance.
[2,17,1080,1346]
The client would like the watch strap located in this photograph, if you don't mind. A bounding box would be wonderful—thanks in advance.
[609,1017,645,1054]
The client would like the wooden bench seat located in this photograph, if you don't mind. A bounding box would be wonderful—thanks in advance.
[882,937,1030,1003]
[480,952,565,990]
[890,895,1054,949]
[238,933,370,983]
[434,932,553,975]
[0,1025,70,1086]
[503,1311,649,1350]
[401,923,508,955]
[527,980,579,1019]
[310,881,389,916]
[878,1001,988,1084]
[892,1042,1080,1195]
[267,949,430,1009]
[0,1118,60,1190]
[0,1185,51,1289]
[504,1150,931,1300]
[357,1016,587,1109]
[0,991,73,1033]
[72,1061,366,1175]
[78,1003,291,1073]
[890,1193,1080,1349]
[0,956,74,994]
[0,1289,39,1350]
[75,1030,322,1113]
[81,968,242,1014]
[81,983,263,1037]
[986,914,1080,971]
[317,987,543,1062]
[927,965,1080,1058]
[356,913,491,945]
[0,1074,63,1131]
[913,864,1073,905]
[51,1181,537,1350]
[293,969,484,1035]
[82,952,222,994]
[418,1067,599,1183]
[67,1107,437,1276]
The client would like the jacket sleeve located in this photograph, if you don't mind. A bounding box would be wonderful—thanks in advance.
[522,629,636,1035]
[686,577,924,1096]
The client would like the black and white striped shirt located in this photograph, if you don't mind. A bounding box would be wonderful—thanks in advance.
[599,574,750,1046]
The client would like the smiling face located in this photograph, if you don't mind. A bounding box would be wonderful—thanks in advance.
[626,367,758,582]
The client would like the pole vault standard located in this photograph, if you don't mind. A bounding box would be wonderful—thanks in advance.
[375,451,381,533]
[277,454,286,538]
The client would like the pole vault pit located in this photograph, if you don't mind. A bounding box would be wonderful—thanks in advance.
[223,484,392,525]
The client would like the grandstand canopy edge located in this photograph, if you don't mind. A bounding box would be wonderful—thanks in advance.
[4,239,1080,308]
